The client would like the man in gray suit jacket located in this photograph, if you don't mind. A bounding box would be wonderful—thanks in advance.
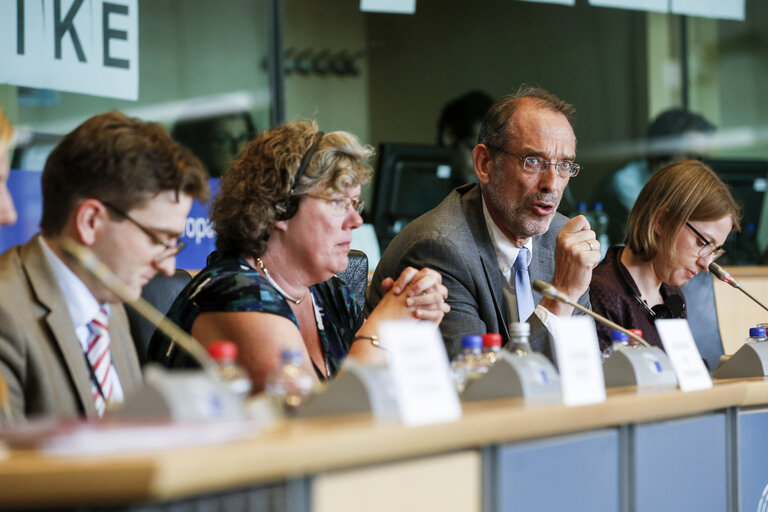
[0,112,209,425]
[368,87,600,358]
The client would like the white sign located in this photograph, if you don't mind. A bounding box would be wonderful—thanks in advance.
[671,0,744,21]
[360,0,416,14]
[551,317,606,406]
[0,0,139,100]
[656,319,713,391]
[588,0,668,13]
[379,321,461,427]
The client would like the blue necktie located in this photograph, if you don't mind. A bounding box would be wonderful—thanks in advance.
[514,246,535,322]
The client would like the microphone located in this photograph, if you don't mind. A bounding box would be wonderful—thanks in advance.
[709,262,768,313]
[533,279,651,348]
[60,238,219,375]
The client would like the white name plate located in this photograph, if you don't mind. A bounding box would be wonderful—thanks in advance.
[656,319,712,391]
[551,316,606,406]
[379,320,461,427]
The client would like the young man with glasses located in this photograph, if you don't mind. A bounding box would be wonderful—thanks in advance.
[0,111,208,424]
[368,86,599,359]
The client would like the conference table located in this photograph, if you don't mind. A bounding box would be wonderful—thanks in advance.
[2,377,768,512]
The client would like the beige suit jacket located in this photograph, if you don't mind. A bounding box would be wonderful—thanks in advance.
[0,235,142,425]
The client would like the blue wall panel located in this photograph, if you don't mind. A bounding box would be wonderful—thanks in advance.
[634,413,727,512]
[494,429,619,512]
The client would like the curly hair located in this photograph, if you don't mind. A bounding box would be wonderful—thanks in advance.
[626,159,741,262]
[212,121,373,257]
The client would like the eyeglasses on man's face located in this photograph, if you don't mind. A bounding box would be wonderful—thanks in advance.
[102,201,186,262]
[686,222,726,262]
[306,194,365,216]
[490,146,581,178]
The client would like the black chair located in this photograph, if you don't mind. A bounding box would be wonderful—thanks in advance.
[337,250,368,313]
[681,271,724,372]
[126,269,192,366]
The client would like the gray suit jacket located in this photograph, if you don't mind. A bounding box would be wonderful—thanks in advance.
[367,184,590,359]
[0,235,143,425]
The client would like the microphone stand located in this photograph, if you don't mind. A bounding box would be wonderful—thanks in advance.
[532,280,677,389]
[61,238,219,376]
[709,262,768,313]
[532,279,651,348]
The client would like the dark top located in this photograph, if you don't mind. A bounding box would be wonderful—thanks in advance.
[589,246,687,351]
[147,251,363,380]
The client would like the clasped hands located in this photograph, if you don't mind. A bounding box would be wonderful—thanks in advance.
[377,266,450,323]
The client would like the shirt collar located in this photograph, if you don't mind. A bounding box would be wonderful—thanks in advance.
[481,196,533,277]
[39,236,107,331]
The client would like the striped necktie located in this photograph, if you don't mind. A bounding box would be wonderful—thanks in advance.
[85,307,121,416]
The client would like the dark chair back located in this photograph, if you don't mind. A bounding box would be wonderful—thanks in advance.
[127,269,192,366]
[681,271,724,372]
[338,250,368,313]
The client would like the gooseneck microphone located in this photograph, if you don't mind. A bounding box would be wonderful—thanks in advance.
[709,262,768,313]
[533,279,651,348]
[61,238,219,375]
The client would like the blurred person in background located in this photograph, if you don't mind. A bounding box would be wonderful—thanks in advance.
[597,108,715,244]
[172,110,256,178]
[437,90,494,187]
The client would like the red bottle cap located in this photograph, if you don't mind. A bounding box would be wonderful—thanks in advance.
[207,340,238,362]
[482,333,502,347]
[629,329,643,338]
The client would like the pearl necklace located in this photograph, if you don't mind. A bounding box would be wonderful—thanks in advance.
[255,257,306,304]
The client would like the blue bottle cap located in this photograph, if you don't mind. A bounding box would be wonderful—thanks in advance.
[461,335,483,349]
[593,202,604,211]
[610,330,629,342]
[576,201,587,211]
[750,327,766,337]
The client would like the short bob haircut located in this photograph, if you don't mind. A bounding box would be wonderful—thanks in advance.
[41,111,210,236]
[625,159,741,262]
[212,120,373,257]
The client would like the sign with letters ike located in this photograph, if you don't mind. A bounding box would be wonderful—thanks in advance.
[0,0,138,101]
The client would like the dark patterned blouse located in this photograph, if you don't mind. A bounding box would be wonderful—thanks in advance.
[147,251,363,380]
[589,246,687,351]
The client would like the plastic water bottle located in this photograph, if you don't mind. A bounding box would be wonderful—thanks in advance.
[207,340,252,399]
[480,333,503,371]
[509,322,532,356]
[747,327,767,343]
[451,335,483,393]
[264,349,316,413]
[602,330,630,360]
[592,202,610,259]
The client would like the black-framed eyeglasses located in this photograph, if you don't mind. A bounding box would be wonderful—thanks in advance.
[686,222,726,262]
[489,146,581,177]
[102,201,186,262]
[306,194,365,216]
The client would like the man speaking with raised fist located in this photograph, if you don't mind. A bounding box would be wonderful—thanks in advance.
[367,86,599,359]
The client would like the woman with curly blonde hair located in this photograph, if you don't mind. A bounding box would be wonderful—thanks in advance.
[150,121,449,392]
